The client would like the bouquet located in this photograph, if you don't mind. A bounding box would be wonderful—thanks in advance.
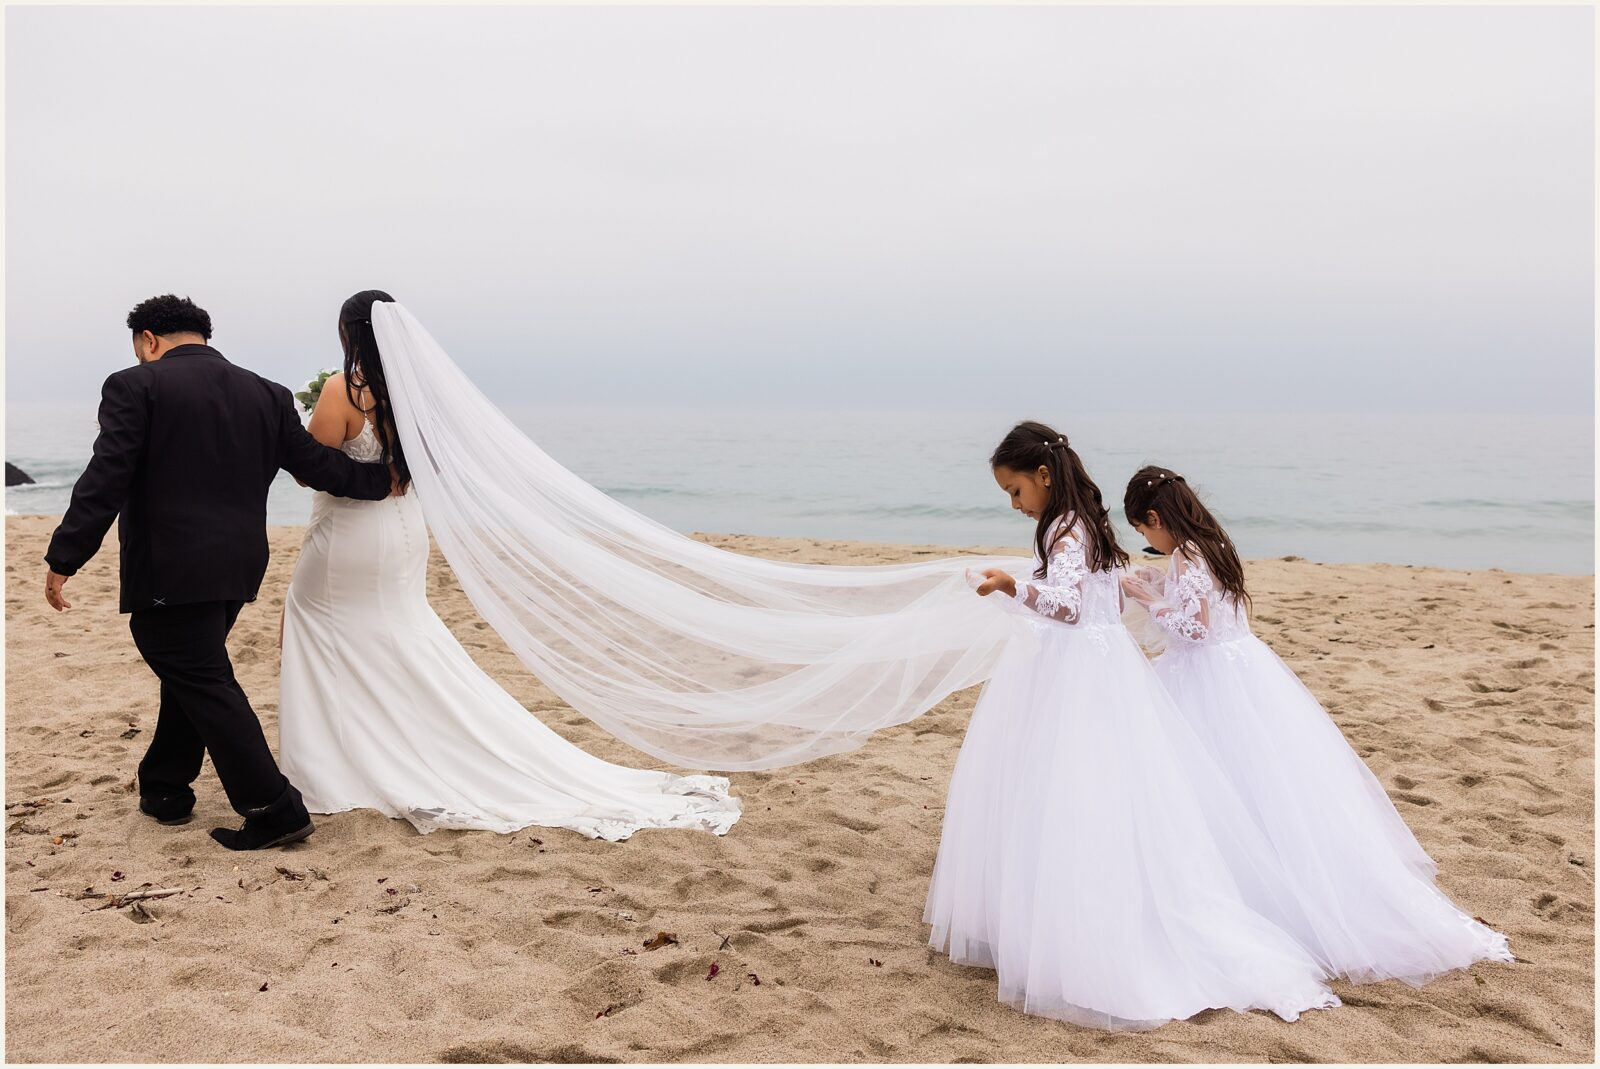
[295,369,338,414]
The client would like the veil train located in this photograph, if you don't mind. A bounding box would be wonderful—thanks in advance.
[373,303,1029,771]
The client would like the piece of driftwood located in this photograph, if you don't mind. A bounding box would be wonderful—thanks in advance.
[82,887,185,911]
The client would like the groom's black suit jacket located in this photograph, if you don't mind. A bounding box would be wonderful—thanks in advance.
[45,344,391,613]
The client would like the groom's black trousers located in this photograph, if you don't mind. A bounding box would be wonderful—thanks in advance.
[128,600,307,825]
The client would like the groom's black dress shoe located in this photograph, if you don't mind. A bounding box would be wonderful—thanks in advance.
[210,781,314,851]
[139,794,194,826]
[210,817,315,851]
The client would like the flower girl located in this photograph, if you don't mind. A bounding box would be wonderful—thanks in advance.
[1120,466,1512,985]
[922,422,1339,1031]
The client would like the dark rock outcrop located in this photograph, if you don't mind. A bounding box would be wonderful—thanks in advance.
[6,462,35,487]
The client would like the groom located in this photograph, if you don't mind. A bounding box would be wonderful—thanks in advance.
[43,294,394,850]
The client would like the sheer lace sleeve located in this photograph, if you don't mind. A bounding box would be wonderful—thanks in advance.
[1149,546,1213,642]
[1011,528,1088,623]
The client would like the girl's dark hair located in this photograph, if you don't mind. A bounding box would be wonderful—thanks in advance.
[1123,466,1250,612]
[338,289,410,492]
[990,421,1128,578]
[127,294,212,340]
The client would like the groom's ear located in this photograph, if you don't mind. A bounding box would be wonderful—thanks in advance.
[132,329,161,363]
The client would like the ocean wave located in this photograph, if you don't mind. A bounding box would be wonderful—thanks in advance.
[1416,498,1595,518]
[5,479,74,492]
[794,502,1001,522]
[1227,514,1593,540]
[600,484,719,500]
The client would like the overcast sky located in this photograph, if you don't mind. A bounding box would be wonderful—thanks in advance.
[5,4,1592,412]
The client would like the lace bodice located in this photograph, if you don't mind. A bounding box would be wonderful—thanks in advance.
[309,423,385,521]
[1008,516,1123,627]
[341,420,384,463]
[1144,544,1249,645]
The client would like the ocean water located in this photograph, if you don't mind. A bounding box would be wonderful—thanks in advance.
[6,403,1593,575]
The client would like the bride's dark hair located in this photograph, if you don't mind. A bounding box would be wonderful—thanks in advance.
[339,289,410,492]
[1123,465,1250,612]
[991,421,1127,578]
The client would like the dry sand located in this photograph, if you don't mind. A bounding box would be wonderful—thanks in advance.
[5,515,1593,1062]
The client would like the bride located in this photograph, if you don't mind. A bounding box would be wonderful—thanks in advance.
[278,290,1025,840]
[278,291,742,839]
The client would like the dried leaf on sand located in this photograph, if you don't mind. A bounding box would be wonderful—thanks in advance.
[642,931,678,951]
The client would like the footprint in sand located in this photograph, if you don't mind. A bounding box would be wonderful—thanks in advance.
[437,1042,618,1063]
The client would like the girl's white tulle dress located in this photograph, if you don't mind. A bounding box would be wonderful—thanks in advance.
[277,422,741,841]
[1132,544,1512,985]
[924,518,1340,1031]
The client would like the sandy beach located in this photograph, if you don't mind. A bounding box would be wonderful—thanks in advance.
[5,514,1593,1063]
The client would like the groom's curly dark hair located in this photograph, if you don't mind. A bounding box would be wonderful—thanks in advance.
[127,294,212,340]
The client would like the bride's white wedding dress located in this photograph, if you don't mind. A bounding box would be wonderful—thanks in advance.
[278,419,741,840]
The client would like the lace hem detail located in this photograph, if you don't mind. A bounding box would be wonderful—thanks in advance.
[314,775,742,841]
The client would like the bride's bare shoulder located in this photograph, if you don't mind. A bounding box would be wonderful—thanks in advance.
[307,372,365,445]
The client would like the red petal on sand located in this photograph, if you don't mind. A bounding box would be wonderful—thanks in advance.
[706,962,720,980]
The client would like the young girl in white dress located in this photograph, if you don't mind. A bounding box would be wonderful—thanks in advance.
[1119,466,1512,986]
[923,422,1340,1031]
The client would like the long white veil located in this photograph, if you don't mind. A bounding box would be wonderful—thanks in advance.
[372,302,1031,771]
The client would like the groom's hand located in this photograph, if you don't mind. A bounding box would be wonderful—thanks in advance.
[44,569,72,612]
